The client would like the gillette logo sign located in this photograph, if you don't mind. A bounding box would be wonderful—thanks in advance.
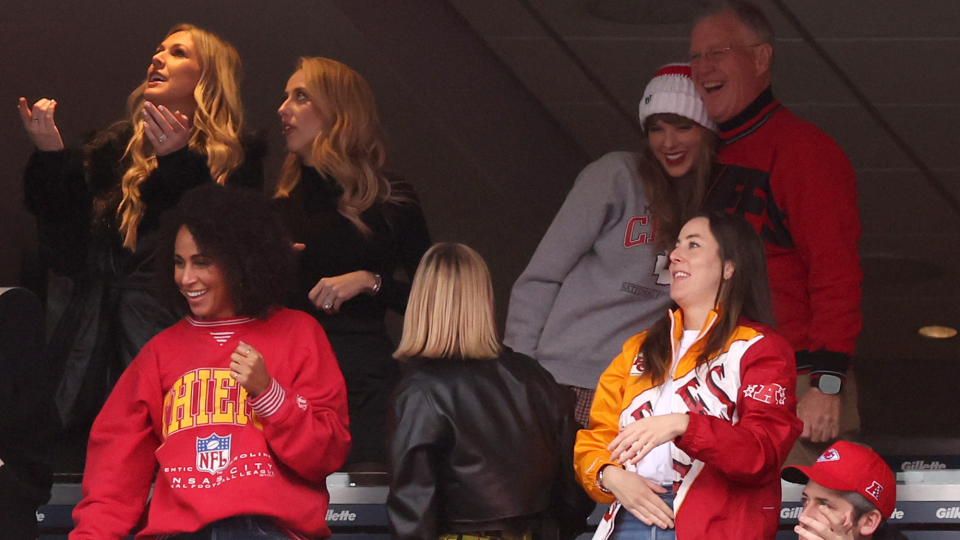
[901,460,947,471]
[780,506,903,520]
[326,509,357,522]
[937,507,960,519]
[780,507,802,519]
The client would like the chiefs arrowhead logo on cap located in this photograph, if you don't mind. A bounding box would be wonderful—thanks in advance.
[817,448,841,463]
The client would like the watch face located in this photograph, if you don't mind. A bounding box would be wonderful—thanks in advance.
[818,374,842,395]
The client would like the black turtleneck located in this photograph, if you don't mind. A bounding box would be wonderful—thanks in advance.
[274,166,431,334]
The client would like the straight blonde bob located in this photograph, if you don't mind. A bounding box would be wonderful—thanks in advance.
[394,243,501,361]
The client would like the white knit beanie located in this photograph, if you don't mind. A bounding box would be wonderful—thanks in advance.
[639,63,716,132]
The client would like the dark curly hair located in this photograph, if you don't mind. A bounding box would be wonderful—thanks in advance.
[156,184,296,319]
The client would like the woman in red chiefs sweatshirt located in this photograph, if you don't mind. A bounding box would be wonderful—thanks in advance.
[70,184,350,540]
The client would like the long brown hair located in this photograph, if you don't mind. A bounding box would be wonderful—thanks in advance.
[274,57,392,236]
[638,113,720,251]
[639,211,775,384]
[118,24,245,250]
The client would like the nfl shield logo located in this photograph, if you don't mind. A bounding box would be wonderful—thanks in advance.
[196,434,232,474]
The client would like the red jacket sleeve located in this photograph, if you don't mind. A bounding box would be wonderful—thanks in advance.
[676,332,802,483]
[248,318,351,483]
[770,125,862,366]
[70,343,165,540]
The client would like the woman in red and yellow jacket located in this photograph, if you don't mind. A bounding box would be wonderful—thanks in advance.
[575,212,802,540]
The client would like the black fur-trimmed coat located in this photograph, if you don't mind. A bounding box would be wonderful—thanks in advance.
[22,122,264,431]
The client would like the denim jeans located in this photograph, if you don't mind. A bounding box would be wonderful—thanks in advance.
[609,492,677,540]
[168,516,292,539]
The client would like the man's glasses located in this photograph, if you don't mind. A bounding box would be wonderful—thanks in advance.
[689,43,765,65]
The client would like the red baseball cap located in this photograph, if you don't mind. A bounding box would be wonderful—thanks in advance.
[781,441,896,518]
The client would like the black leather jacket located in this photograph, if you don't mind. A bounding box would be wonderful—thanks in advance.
[387,348,593,540]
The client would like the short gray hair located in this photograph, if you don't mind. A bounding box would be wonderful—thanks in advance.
[696,1,775,46]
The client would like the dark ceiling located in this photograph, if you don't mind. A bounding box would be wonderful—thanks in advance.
[2,1,959,433]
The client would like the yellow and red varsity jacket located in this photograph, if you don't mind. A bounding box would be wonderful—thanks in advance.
[575,309,802,540]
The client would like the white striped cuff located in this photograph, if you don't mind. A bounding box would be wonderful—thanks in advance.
[249,378,285,418]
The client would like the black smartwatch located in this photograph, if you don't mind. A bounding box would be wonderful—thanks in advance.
[815,374,842,395]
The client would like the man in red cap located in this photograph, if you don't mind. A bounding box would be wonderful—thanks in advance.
[781,441,906,540]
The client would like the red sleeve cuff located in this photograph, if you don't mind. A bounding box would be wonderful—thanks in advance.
[248,378,285,418]
[675,412,701,453]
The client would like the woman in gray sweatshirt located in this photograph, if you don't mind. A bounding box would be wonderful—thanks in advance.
[504,63,719,426]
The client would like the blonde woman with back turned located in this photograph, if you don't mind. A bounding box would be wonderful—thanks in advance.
[388,243,593,540]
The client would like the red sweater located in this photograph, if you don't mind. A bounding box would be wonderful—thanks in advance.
[70,308,351,540]
[707,88,862,379]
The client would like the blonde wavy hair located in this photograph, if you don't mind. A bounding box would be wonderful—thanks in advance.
[118,24,245,249]
[394,243,501,361]
[274,57,391,236]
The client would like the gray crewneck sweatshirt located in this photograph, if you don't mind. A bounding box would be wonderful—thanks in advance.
[504,152,673,388]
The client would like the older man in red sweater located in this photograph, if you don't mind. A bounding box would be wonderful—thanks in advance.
[690,0,863,465]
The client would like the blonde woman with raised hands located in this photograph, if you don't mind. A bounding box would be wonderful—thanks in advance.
[18,24,263,432]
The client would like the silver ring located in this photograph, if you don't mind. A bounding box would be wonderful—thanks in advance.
[323,302,333,309]
[246,348,252,355]
[157,133,167,144]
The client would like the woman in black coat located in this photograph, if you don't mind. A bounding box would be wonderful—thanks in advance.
[274,57,430,468]
[389,243,593,540]
[18,24,262,432]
